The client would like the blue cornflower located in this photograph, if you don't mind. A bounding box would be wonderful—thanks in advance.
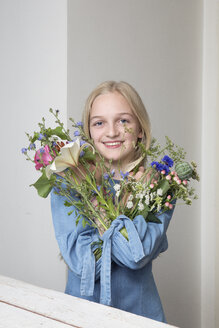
[162,155,174,167]
[21,147,28,154]
[156,163,165,171]
[74,131,80,137]
[120,170,129,179]
[29,143,36,150]
[155,162,170,175]
[38,133,44,140]
[162,164,170,174]
[103,173,109,180]
[151,161,166,172]
[151,161,159,168]
[79,150,85,157]
[76,121,83,127]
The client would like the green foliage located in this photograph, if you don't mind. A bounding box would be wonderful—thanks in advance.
[23,108,199,261]
[31,170,56,198]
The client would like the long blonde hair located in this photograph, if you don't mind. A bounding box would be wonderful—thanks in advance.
[82,81,151,164]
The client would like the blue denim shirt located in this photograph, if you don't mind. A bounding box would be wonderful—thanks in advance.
[51,189,175,322]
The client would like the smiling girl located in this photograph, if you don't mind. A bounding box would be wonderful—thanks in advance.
[51,81,175,323]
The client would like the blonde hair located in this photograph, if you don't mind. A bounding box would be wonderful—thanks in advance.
[82,81,151,161]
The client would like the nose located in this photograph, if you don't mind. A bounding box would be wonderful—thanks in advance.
[106,122,119,138]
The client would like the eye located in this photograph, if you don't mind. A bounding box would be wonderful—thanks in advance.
[93,121,103,126]
[120,118,129,124]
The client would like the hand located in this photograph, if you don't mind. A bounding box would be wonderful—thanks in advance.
[129,166,158,183]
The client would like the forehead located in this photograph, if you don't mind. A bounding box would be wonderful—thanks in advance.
[90,92,133,116]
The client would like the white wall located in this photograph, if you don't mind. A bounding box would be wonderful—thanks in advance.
[68,1,202,328]
[202,1,219,327]
[0,0,67,291]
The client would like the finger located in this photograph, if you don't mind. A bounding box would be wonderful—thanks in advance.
[138,166,145,172]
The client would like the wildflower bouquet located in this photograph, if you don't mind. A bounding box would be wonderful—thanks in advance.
[22,109,199,246]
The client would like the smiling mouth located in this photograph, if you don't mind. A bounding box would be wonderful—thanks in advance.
[103,141,123,148]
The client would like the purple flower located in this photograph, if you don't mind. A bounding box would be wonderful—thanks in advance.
[103,173,109,180]
[80,140,86,146]
[21,147,28,154]
[79,150,85,157]
[111,169,115,176]
[74,130,80,137]
[162,155,174,167]
[76,121,83,127]
[29,143,36,150]
[40,148,45,154]
[38,133,44,140]
[97,186,101,191]
[120,171,129,179]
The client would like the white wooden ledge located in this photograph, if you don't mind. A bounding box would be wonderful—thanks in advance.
[0,275,179,328]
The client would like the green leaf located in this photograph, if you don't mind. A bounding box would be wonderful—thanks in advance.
[139,205,149,218]
[30,170,56,198]
[82,218,87,228]
[64,201,72,207]
[146,212,162,224]
[80,149,96,161]
[47,127,69,140]
[157,179,170,195]
[68,210,74,216]
[119,227,129,240]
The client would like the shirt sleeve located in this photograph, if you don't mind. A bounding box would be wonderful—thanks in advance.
[50,189,101,295]
[103,205,175,270]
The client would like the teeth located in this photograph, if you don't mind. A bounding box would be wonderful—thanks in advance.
[104,142,121,146]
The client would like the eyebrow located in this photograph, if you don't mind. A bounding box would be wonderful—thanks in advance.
[90,112,134,121]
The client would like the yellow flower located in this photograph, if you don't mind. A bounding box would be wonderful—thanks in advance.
[46,138,94,178]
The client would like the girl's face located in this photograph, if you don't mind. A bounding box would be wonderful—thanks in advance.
[89,92,142,170]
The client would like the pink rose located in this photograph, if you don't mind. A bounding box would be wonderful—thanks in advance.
[34,145,54,170]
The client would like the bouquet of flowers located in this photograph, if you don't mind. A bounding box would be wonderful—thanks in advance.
[22,109,199,253]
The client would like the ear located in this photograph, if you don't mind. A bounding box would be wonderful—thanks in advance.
[138,130,143,139]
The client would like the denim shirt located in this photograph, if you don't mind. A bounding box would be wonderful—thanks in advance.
[51,189,175,322]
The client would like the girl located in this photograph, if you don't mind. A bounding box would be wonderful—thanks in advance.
[51,81,175,323]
